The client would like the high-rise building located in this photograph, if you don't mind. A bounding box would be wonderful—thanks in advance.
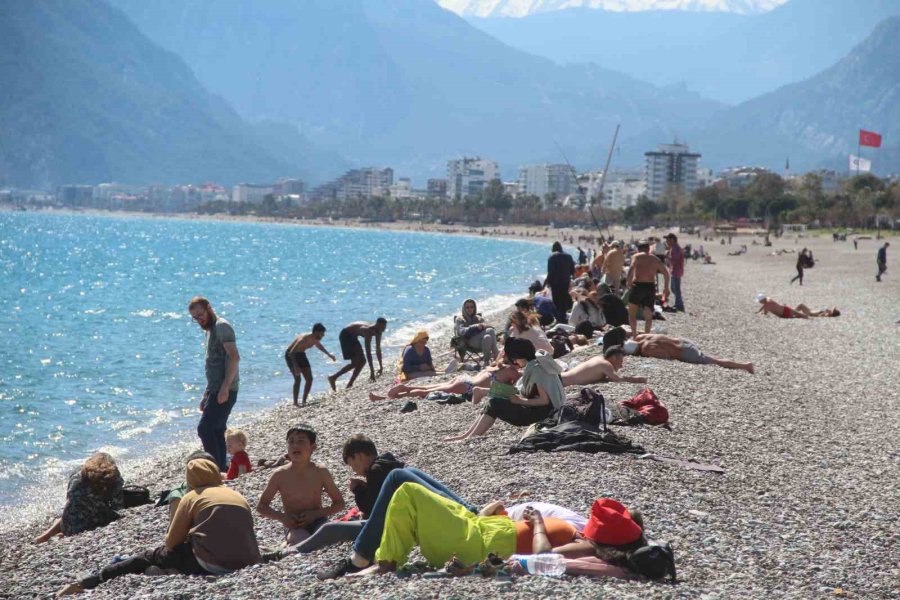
[644,143,701,201]
[516,164,576,200]
[335,167,394,200]
[447,157,499,199]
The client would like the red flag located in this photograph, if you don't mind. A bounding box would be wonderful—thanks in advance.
[859,129,882,148]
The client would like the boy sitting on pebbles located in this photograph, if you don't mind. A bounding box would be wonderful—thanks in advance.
[256,424,345,547]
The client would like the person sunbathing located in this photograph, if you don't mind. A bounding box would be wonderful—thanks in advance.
[368,363,521,401]
[794,305,841,318]
[560,346,648,386]
[755,295,807,319]
[444,338,564,442]
[623,334,754,373]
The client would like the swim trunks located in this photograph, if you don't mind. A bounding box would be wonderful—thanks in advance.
[782,306,794,319]
[284,351,310,375]
[679,340,713,365]
[339,327,364,360]
[629,281,656,309]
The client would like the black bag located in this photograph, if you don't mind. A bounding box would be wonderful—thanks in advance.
[628,540,676,582]
[122,484,152,508]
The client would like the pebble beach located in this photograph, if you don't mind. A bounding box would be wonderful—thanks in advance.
[1,229,898,599]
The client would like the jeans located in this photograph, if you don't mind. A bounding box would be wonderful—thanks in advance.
[80,542,206,589]
[198,389,238,471]
[671,276,684,311]
[283,521,365,556]
[352,467,476,562]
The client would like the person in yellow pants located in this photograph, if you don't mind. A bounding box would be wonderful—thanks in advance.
[375,482,517,568]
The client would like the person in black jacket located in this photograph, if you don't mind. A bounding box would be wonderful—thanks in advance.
[545,242,576,323]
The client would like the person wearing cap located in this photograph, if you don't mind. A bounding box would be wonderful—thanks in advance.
[444,338,565,441]
[398,330,436,381]
[56,458,260,596]
[664,233,685,312]
[625,241,670,335]
[624,334,754,373]
[561,345,648,386]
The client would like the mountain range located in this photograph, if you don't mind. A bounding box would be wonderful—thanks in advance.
[691,16,900,174]
[0,0,346,188]
[438,0,785,18]
[468,0,900,104]
[109,0,723,180]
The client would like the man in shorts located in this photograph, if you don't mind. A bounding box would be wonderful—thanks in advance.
[328,318,387,390]
[623,334,754,373]
[285,323,336,406]
[600,241,625,295]
[626,240,670,335]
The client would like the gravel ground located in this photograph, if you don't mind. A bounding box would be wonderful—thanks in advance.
[1,232,898,599]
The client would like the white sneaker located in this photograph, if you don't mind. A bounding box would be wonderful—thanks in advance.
[445,359,458,374]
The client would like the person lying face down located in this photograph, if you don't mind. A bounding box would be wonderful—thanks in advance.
[622,334,754,374]
[560,346,648,387]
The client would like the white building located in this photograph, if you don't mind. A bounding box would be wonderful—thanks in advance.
[389,177,415,199]
[447,157,499,199]
[336,167,394,200]
[604,178,647,210]
[517,164,576,200]
[644,143,701,201]
[232,183,274,204]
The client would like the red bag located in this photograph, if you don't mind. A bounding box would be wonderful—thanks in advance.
[620,388,669,425]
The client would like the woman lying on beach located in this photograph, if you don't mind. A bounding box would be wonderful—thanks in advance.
[756,295,841,319]
[508,303,554,354]
[398,330,437,380]
[369,362,521,401]
[444,338,565,441]
[454,298,500,368]
[35,452,124,544]
[359,484,651,579]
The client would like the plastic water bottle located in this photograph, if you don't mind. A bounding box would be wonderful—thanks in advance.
[509,553,566,576]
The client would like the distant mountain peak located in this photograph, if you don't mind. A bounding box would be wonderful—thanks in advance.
[437,0,787,18]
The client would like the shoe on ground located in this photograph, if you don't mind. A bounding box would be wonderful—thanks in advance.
[445,358,459,374]
[400,401,418,414]
[317,558,363,580]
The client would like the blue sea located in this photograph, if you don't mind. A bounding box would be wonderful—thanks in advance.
[0,211,547,518]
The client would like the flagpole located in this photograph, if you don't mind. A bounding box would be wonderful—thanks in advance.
[857,139,861,177]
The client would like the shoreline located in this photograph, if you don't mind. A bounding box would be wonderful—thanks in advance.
[3,216,897,598]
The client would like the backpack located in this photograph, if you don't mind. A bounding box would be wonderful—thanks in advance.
[628,540,677,582]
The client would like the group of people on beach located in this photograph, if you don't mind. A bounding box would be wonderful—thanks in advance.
[45,228,889,595]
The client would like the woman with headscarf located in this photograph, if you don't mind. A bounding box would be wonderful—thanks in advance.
[398,330,436,381]
[454,299,499,368]
[444,338,565,441]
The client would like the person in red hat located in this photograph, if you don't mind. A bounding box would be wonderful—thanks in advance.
[547,498,647,564]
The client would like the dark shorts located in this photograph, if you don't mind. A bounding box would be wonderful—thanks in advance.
[285,351,310,375]
[339,328,364,361]
[629,282,656,309]
[483,396,553,427]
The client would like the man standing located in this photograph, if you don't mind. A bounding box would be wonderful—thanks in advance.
[545,242,576,324]
[876,241,889,282]
[665,233,685,312]
[188,296,240,472]
[328,318,387,390]
[601,241,625,295]
[626,240,670,335]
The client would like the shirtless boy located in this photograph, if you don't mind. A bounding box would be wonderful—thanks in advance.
[600,241,625,294]
[328,318,387,390]
[755,295,807,319]
[624,334,754,373]
[560,346,648,386]
[626,241,670,334]
[257,424,345,547]
[285,323,336,406]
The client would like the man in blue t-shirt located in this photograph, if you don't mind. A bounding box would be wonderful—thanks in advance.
[188,296,240,471]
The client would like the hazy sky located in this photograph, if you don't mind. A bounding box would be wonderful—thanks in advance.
[438,0,789,18]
